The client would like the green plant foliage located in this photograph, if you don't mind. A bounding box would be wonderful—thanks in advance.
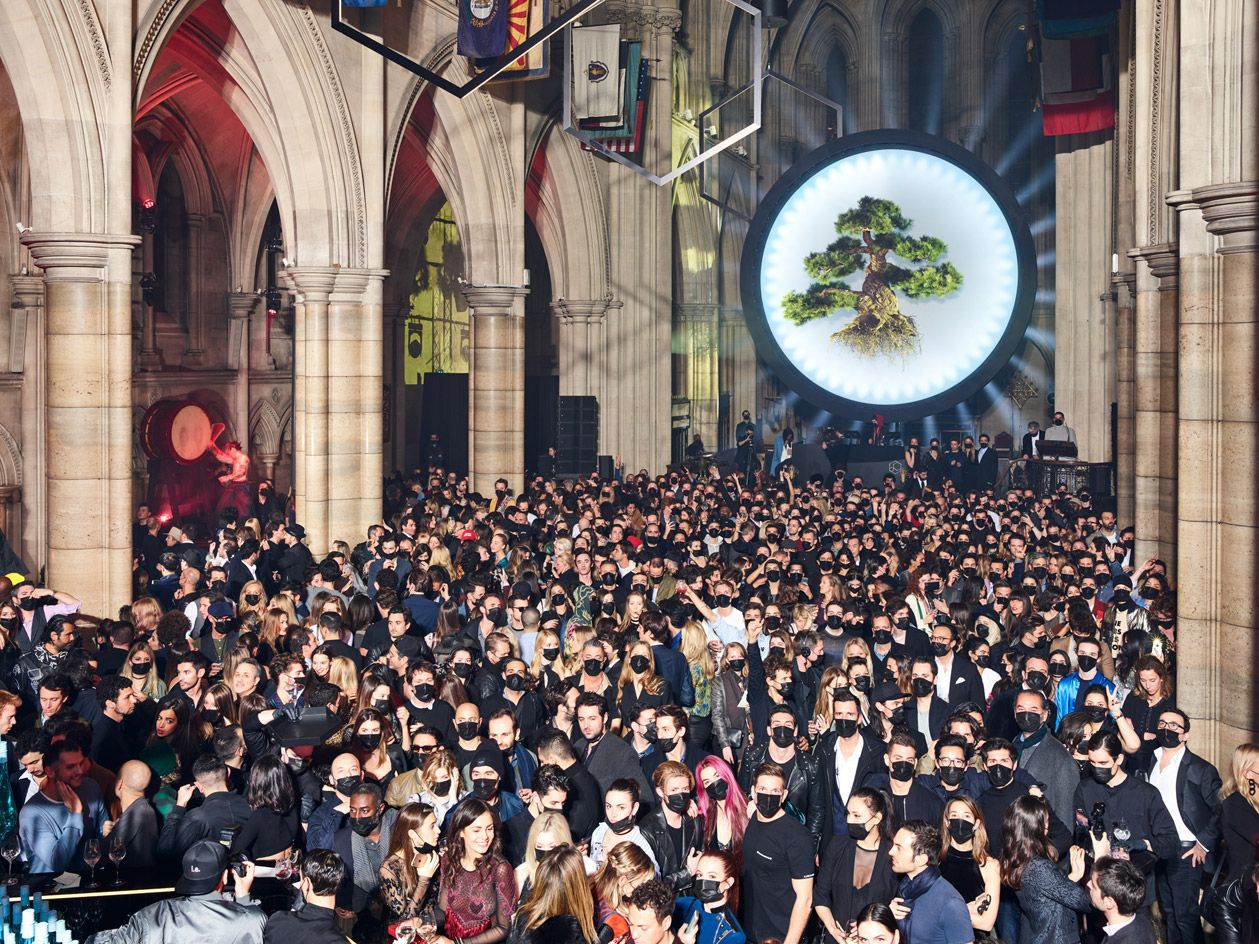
[779,196,964,357]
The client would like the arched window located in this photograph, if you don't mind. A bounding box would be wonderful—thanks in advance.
[906,9,944,133]
[824,46,850,135]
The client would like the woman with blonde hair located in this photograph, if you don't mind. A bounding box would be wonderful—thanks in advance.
[515,811,583,895]
[327,654,359,700]
[679,620,715,748]
[711,643,749,767]
[237,580,268,620]
[1221,743,1259,886]
[129,596,162,638]
[939,796,1000,933]
[530,626,568,687]
[590,841,654,937]
[810,665,851,738]
[618,591,647,634]
[417,747,464,822]
[120,642,167,701]
[564,624,596,674]
[508,844,596,944]
[616,639,672,726]
[258,607,291,664]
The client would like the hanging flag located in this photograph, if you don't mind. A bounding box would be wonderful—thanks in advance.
[572,25,622,120]
[458,0,509,59]
[580,42,640,133]
[479,0,551,80]
[1040,35,1110,103]
[1043,93,1114,136]
[1038,0,1118,38]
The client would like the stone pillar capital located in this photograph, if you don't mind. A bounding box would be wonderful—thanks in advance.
[676,301,718,323]
[286,266,390,303]
[606,1,682,33]
[1191,181,1259,253]
[228,291,261,320]
[10,274,44,307]
[21,232,140,282]
[1128,242,1180,286]
[461,284,529,314]
[553,297,610,324]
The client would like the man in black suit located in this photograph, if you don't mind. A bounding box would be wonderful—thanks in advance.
[907,657,951,742]
[1143,708,1222,944]
[574,691,654,808]
[974,434,998,489]
[1021,421,1044,460]
[812,691,884,858]
[536,731,602,841]
[225,538,261,599]
[1090,857,1158,944]
[928,623,984,708]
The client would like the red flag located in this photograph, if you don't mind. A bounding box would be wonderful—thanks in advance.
[1043,92,1114,136]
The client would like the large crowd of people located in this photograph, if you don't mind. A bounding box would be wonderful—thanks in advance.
[0,444,1255,944]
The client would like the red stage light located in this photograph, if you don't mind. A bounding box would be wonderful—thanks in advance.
[142,198,156,209]
[158,512,172,523]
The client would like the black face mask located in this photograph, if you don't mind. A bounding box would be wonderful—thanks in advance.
[1157,728,1182,750]
[931,642,951,658]
[18,598,38,612]
[607,814,635,835]
[714,594,732,608]
[764,616,782,630]
[1077,654,1098,673]
[1083,704,1108,723]
[357,732,382,750]
[202,708,222,727]
[542,647,560,662]
[335,775,362,796]
[755,792,782,817]
[630,655,651,674]
[894,616,912,631]
[846,819,872,840]
[664,792,691,814]
[414,683,436,702]
[600,601,616,616]
[551,594,566,607]
[986,764,1014,788]
[1026,671,1049,690]
[911,678,934,698]
[244,594,262,606]
[833,717,859,738]
[583,658,604,676]
[771,726,796,748]
[430,778,452,797]
[350,813,381,837]
[890,760,916,782]
[696,879,724,904]
[601,574,618,586]
[974,655,990,669]
[472,777,497,800]
[872,629,893,645]
[452,662,475,680]
[726,659,746,674]
[373,697,391,712]
[1112,590,1133,607]
[1080,586,1097,600]
[938,765,965,787]
[947,819,976,843]
[1015,712,1042,734]
[852,675,871,694]
[456,721,480,741]
[826,615,843,630]
[705,780,729,802]
[504,674,526,692]
[485,607,505,625]
[777,681,794,700]
[961,567,978,579]
[1091,764,1116,784]
[1050,663,1069,679]
[921,582,940,596]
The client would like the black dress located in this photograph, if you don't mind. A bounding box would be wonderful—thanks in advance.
[1222,792,1259,883]
[940,845,986,905]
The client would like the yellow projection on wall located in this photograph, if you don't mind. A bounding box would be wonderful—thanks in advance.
[405,203,469,385]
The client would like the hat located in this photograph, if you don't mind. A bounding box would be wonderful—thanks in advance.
[458,528,479,542]
[208,600,235,619]
[288,524,306,540]
[871,682,910,704]
[167,527,188,544]
[1112,574,1133,589]
[176,840,227,895]
[470,743,506,779]
[390,635,422,660]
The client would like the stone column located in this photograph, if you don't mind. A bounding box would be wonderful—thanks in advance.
[603,1,680,474]
[1053,133,1116,461]
[226,292,258,449]
[21,233,140,613]
[288,267,388,553]
[1113,272,1136,527]
[554,298,610,409]
[183,214,207,367]
[676,303,720,450]
[461,285,529,495]
[1127,244,1178,564]
[12,274,46,570]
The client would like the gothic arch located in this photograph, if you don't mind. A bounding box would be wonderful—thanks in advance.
[879,0,961,130]
[0,423,23,489]
[250,396,291,461]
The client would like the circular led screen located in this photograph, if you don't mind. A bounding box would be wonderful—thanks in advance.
[741,130,1036,419]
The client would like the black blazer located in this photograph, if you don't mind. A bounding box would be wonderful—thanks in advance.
[1141,748,1223,859]
[937,656,985,708]
[812,729,886,859]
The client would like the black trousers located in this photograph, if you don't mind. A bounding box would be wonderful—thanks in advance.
[1157,844,1204,944]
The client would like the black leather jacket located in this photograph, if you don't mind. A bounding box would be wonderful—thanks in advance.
[640,808,703,892]
[737,741,826,847]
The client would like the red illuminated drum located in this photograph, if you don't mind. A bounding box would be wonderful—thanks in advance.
[140,400,213,464]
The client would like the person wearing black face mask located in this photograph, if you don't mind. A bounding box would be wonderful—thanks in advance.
[642,706,705,780]
[677,849,745,944]
[736,703,827,851]
[1053,636,1115,718]
[331,781,399,915]
[1073,730,1181,909]
[1011,690,1080,831]
[866,732,943,830]
[812,691,884,857]
[640,762,704,892]
[1141,708,1222,944]
[908,658,950,743]
[741,763,816,944]
[403,663,456,743]
[985,653,1058,743]
[938,796,1001,936]
[465,743,533,866]
[481,658,545,745]
[814,789,896,943]
[1101,576,1151,661]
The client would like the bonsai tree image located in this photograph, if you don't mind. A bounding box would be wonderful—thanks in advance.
[781,196,963,357]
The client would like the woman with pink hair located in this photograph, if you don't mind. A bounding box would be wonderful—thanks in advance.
[695,755,748,860]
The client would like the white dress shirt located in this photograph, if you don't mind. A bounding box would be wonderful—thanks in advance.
[1150,745,1199,845]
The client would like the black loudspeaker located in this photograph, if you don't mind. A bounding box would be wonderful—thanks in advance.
[558,396,598,476]
[598,455,614,480]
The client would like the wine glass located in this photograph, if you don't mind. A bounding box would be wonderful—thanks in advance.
[1,832,20,886]
[418,906,437,943]
[83,838,101,889]
[108,833,126,887]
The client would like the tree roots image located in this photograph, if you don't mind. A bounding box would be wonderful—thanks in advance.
[781,196,963,358]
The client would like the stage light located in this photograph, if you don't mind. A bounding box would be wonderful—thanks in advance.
[157,512,171,523]
[141,198,156,210]
[15,223,29,234]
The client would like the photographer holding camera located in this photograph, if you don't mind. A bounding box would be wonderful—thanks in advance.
[87,839,266,944]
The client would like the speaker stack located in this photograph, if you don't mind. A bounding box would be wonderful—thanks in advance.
[557,396,598,476]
